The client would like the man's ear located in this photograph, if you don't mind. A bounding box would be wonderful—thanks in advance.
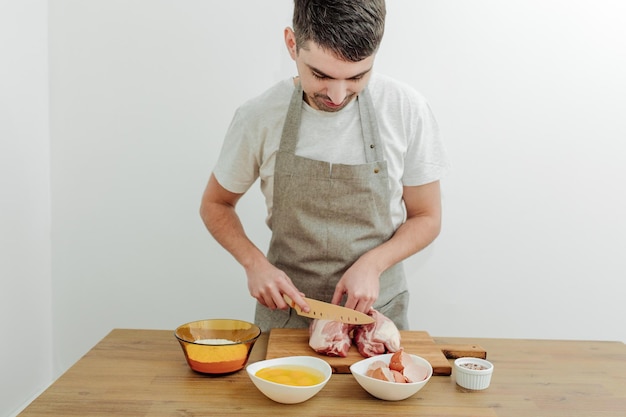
[284,27,297,60]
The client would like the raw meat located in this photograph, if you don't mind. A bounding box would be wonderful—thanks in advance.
[308,319,353,357]
[353,309,401,357]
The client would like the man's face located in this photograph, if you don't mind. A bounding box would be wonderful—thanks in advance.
[285,29,375,112]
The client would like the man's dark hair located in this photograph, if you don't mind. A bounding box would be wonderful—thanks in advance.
[292,0,386,62]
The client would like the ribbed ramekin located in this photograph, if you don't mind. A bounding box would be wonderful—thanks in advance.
[454,357,494,390]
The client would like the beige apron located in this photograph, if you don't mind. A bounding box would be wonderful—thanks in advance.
[255,83,409,332]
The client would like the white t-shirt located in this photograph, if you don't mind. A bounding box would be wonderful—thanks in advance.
[213,72,449,229]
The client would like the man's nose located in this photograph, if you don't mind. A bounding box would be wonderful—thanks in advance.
[326,81,348,105]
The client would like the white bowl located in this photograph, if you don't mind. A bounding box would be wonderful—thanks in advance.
[350,353,433,401]
[454,357,494,390]
[246,356,332,404]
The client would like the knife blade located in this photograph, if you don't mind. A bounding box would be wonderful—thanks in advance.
[283,295,375,325]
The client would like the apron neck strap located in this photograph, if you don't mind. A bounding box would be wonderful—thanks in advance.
[278,82,304,154]
[358,87,385,162]
[279,82,384,163]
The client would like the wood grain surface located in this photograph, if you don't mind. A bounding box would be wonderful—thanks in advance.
[265,328,487,375]
[17,329,626,417]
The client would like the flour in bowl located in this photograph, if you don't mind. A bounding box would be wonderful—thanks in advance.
[194,338,236,345]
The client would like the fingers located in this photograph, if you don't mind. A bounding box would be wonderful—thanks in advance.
[346,295,375,314]
[332,286,375,314]
[330,287,345,306]
[248,269,308,312]
[255,286,290,310]
[281,292,310,313]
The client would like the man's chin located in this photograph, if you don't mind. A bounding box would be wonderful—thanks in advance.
[312,94,355,112]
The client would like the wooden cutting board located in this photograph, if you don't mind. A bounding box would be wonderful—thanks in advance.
[265,328,486,376]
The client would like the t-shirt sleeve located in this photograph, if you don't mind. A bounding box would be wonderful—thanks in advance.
[402,95,450,186]
[213,107,261,194]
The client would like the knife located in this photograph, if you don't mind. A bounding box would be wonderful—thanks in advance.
[283,294,375,325]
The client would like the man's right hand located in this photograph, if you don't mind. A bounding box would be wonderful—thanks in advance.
[200,173,309,314]
[244,259,309,313]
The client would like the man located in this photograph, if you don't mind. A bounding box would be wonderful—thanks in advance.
[200,0,448,332]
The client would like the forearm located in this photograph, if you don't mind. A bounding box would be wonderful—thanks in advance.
[200,201,266,270]
[199,174,308,311]
[361,212,441,275]
[359,181,442,275]
[333,208,441,311]
[199,174,267,271]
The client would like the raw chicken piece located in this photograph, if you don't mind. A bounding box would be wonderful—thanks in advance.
[353,309,401,358]
[308,319,353,357]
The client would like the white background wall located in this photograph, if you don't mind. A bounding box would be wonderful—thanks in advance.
[1,0,52,416]
[2,1,625,416]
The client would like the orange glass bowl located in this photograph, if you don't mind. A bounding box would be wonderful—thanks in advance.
[175,319,261,374]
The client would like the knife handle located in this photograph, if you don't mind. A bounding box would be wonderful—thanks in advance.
[282,294,297,310]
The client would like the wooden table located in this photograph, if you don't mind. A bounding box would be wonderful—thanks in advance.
[18,329,626,416]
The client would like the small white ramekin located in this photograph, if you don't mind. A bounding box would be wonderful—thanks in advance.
[454,357,494,390]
